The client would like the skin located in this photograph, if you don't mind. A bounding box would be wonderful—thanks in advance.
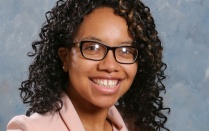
[58,7,137,131]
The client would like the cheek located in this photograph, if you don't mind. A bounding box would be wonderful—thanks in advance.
[68,49,89,73]
[125,64,138,80]
[68,50,98,78]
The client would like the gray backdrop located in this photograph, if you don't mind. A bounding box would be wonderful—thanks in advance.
[0,0,209,131]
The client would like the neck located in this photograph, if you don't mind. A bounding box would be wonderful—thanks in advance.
[66,90,113,131]
[72,99,113,131]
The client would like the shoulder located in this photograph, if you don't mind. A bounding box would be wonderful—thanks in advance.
[7,115,33,131]
[7,113,67,131]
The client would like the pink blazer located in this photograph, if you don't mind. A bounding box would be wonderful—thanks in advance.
[7,93,128,131]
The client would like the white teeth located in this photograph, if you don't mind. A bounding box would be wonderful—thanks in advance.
[92,79,118,87]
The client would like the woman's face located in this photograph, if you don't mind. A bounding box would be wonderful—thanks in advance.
[60,7,137,109]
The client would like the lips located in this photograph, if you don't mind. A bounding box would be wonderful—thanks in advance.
[91,79,119,88]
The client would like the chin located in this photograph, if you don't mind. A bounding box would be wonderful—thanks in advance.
[92,97,118,109]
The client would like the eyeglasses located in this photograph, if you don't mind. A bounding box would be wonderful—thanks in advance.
[73,41,138,64]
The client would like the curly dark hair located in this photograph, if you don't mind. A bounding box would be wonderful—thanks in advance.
[20,0,170,130]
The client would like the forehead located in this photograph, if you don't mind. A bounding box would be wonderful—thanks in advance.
[73,7,132,43]
[82,7,127,31]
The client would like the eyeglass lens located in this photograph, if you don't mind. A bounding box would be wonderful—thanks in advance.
[80,41,138,64]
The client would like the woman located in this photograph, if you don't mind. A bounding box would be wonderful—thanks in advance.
[7,0,170,131]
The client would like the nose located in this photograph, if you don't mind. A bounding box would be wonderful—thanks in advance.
[97,50,119,73]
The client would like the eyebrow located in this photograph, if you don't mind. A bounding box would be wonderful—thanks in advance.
[81,36,133,45]
[82,36,102,42]
[121,41,133,45]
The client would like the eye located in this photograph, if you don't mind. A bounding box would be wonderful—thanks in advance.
[86,44,100,51]
[83,43,100,52]
[120,47,133,54]
[116,47,136,58]
[82,41,105,55]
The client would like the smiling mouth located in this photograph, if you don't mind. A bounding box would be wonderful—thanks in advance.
[91,79,119,88]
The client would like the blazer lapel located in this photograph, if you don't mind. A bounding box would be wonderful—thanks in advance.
[59,93,85,131]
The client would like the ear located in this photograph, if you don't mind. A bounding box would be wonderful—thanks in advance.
[58,47,69,72]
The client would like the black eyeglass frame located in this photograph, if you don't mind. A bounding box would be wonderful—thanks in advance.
[72,40,139,64]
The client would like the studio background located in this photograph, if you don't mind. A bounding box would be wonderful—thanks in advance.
[0,0,209,131]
